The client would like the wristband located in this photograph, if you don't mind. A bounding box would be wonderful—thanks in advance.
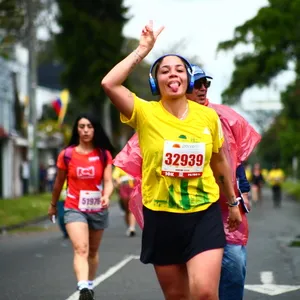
[227,197,241,207]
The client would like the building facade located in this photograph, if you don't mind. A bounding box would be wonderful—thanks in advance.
[0,46,63,199]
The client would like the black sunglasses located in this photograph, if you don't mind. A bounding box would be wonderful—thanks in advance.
[194,79,211,89]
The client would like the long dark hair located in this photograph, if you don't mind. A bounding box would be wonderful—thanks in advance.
[67,113,115,155]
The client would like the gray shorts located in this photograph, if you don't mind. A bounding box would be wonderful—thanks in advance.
[64,208,109,230]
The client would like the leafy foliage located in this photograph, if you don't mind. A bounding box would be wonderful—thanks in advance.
[0,0,55,58]
[0,0,26,58]
[54,0,128,115]
[256,115,282,166]
[217,0,300,104]
[38,119,71,146]
[217,0,300,175]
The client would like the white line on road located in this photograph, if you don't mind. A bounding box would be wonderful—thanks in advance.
[260,271,274,284]
[245,271,300,296]
[65,254,139,300]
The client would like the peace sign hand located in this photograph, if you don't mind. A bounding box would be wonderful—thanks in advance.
[138,20,164,55]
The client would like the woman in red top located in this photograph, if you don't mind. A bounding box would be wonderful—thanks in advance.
[48,113,114,300]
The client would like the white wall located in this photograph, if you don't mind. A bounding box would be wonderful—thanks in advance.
[14,44,61,119]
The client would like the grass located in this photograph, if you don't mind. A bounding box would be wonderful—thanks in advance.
[8,225,51,234]
[0,193,52,228]
[0,191,119,228]
[282,180,300,248]
[289,240,300,247]
[282,180,300,201]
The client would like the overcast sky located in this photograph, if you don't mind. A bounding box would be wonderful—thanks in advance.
[123,0,294,114]
[33,0,294,127]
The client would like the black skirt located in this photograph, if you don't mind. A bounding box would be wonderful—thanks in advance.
[140,202,226,265]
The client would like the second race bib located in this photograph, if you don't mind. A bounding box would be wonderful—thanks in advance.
[79,190,102,212]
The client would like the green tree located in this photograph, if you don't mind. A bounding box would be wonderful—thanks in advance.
[256,115,282,167]
[0,0,25,58]
[217,0,300,175]
[278,81,300,168]
[40,103,58,121]
[217,0,300,105]
[38,119,72,146]
[37,38,59,65]
[0,0,56,58]
[54,0,128,116]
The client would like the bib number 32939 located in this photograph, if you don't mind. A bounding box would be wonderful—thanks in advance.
[79,190,102,212]
[161,141,205,178]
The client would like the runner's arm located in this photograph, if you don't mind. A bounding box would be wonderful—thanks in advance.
[101,47,148,120]
[236,164,251,209]
[51,168,67,207]
[102,164,114,198]
[210,148,236,204]
[236,164,250,193]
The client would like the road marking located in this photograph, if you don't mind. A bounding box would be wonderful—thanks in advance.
[65,254,139,300]
[245,271,300,296]
[260,271,274,284]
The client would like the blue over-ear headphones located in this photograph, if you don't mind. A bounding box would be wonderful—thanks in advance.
[148,54,195,96]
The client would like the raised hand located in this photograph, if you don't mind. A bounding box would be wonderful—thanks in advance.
[138,20,164,53]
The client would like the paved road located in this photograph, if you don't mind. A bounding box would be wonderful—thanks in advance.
[1,188,300,300]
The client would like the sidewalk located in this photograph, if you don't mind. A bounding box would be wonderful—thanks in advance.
[283,180,300,202]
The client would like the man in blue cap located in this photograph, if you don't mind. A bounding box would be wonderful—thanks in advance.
[186,64,261,300]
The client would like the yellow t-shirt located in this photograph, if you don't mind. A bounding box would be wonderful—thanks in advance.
[245,167,252,181]
[59,181,68,201]
[268,169,285,186]
[120,94,224,213]
[112,167,135,188]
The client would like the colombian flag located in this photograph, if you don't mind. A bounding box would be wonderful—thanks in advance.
[51,98,61,116]
[51,89,70,126]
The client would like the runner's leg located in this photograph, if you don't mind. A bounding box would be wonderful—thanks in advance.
[187,248,223,300]
[154,264,190,299]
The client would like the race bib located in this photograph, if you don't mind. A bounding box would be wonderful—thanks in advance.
[79,190,102,212]
[161,141,205,178]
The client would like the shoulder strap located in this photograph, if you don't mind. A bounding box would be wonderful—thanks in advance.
[63,146,75,169]
[98,148,108,167]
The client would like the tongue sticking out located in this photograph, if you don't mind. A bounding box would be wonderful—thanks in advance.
[169,82,179,93]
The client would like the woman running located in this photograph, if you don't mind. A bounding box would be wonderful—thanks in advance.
[48,113,114,300]
[102,21,242,300]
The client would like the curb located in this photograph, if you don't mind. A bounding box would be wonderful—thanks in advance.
[1,200,120,235]
[285,193,300,203]
[1,215,49,235]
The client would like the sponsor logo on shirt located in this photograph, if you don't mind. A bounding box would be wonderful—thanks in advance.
[88,156,100,162]
[77,166,95,178]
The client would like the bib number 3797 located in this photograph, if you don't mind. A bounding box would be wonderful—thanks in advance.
[161,141,205,178]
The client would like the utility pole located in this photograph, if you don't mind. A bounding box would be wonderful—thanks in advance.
[26,0,39,193]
